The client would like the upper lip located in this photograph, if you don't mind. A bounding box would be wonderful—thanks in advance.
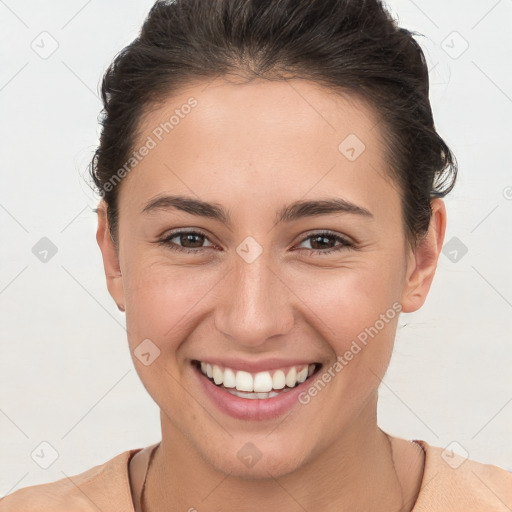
[192,357,321,373]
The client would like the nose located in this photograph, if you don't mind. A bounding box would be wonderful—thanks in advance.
[213,253,294,349]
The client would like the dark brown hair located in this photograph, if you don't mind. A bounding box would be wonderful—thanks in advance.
[89,0,457,250]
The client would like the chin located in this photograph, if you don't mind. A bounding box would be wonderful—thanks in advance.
[215,453,305,480]
[199,435,310,480]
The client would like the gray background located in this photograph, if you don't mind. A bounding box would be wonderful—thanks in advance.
[1,0,511,495]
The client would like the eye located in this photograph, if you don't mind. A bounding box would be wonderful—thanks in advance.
[156,229,354,256]
[157,230,216,254]
[295,231,354,256]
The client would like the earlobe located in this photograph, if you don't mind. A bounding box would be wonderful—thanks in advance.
[95,200,125,312]
[400,198,447,313]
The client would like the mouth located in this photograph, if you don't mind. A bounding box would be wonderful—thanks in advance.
[193,360,321,398]
[191,359,322,421]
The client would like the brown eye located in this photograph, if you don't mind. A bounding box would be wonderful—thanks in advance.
[297,231,353,255]
[158,230,215,254]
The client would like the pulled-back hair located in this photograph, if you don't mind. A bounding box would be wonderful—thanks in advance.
[89,0,457,250]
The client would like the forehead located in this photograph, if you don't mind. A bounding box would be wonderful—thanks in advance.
[138,76,382,154]
[119,77,395,220]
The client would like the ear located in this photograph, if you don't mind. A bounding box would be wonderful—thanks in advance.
[95,200,125,312]
[400,198,447,313]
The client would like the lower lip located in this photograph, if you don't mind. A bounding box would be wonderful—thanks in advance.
[192,362,319,421]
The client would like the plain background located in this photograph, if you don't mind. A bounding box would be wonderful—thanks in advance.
[1,0,511,495]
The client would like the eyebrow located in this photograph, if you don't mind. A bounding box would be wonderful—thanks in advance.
[141,194,373,226]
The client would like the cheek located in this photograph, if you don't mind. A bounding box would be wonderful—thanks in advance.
[288,258,403,345]
[122,261,218,407]
[122,236,406,353]
[295,269,402,419]
[123,260,219,349]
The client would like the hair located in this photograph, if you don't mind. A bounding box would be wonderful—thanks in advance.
[89,0,457,251]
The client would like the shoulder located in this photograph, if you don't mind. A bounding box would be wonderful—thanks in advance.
[0,447,142,512]
[413,439,512,511]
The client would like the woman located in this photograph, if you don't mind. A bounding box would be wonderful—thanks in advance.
[1,0,511,510]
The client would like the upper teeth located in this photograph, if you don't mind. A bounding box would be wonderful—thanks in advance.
[200,362,316,392]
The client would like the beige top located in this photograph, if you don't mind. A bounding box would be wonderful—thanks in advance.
[1,439,511,511]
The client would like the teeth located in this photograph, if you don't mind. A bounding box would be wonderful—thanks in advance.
[297,366,308,383]
[272,370,286,390]
[235,370,253,392]
[223,368,236,388]
[212,365,223,385]
[226,388,293,399]
[199,361,317,393]
[253,371,273,392]
[285,367,297,388]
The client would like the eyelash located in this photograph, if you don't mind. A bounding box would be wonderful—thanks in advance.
[156,229,354,256]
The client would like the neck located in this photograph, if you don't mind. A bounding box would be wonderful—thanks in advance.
[144,397,424,512]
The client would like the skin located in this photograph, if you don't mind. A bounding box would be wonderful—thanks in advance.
[96,76,446,511]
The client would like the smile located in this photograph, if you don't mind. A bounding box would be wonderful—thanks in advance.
[194,360,320,399]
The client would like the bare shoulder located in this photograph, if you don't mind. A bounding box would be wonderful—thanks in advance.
[413,439,512,511]
[0,449,138,512]
[0,477,92,511]
[0,469,104,511]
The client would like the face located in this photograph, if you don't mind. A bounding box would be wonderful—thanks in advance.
[97,77,445,479]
